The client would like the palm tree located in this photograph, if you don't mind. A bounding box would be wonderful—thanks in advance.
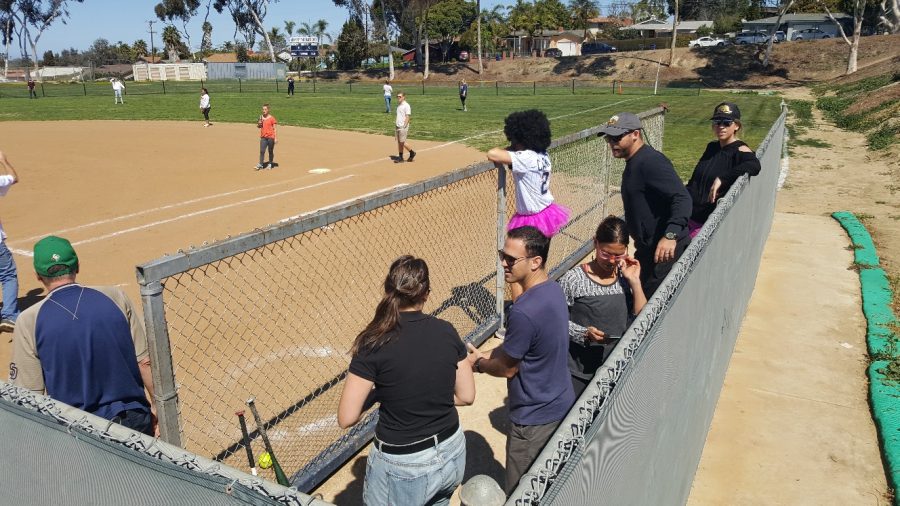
[568,0,599,31]
[298,21,313,36]
[284,20,295,37]
[313,19,331,45]
[162,25,182,61]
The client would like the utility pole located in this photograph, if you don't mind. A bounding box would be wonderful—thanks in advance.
[148,20,157,60]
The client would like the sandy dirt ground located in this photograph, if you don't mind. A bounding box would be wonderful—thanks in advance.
[0,120,484,377]
[688,87,897,505]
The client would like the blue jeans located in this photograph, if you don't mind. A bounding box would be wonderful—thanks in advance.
[111,408,154,436]
[384,95,391,112]
[0,242,19,321]
[364,427,466,506]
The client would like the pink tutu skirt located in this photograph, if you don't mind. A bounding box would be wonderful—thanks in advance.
[508,202,570,237]
[688,219,704,238]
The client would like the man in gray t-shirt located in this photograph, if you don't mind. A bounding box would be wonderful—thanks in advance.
[467,226,575,494]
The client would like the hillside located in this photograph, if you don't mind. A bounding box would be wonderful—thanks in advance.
[336,34,899,88]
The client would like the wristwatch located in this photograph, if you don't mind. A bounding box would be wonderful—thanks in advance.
[474,357,484,373]
[664,232,678,240]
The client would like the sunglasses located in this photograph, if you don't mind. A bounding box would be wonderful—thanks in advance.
[604,133,628,144]
[597,249,627,261]
[498,250,532,266]
[712,119,734,127]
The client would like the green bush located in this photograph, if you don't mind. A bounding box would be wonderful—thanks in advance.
[867,123,900,150]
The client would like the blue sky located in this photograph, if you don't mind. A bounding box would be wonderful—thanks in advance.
[38,0,510,54]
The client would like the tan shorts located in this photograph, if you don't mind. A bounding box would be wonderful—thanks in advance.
[395,126,409,143]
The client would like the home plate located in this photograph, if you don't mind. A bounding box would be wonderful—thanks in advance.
[308,168,331,174]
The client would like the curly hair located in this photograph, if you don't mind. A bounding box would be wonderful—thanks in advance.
[503,109,552,153]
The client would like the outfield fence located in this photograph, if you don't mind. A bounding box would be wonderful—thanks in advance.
[509,104,787,505]
[0,78,703,99]
[135,107,666,491]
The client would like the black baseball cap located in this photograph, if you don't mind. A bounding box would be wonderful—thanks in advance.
[711,102,741,121]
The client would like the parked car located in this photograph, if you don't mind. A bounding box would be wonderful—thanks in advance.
[734,31,771,44]
[544,48,563,57]
[688,36,729,48]
[773,30,786,43]
[791,28,831,40]
[582,42,617,54]
[457,50,469,61]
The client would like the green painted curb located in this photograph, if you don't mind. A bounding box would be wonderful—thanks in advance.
[832,211,900,502]
[833,211,880,267]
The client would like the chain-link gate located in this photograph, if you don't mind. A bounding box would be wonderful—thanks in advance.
[136,107,666,491]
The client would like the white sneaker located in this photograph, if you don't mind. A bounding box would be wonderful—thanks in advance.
[254,164,264,170]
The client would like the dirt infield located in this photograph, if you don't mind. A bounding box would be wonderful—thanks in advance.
[0,120,483,369]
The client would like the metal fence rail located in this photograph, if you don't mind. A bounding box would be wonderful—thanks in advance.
[136,107,666,491]
[508,105,787,505]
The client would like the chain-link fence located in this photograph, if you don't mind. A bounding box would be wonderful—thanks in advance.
[508,104,787,505]
[0,78,701,98]
[0,381,328,505]
[136,107,665,492]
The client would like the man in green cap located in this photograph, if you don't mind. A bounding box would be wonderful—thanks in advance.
[8,236,157,436]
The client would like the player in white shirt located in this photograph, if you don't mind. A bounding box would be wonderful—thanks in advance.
[0,150,20,333]
[199,88,212,127]
[111,78,125,104]
[394,93,416,163]
[383,81,393,113]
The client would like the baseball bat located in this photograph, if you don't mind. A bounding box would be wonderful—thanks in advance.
[247,397,291,487]
[235,410,258,476]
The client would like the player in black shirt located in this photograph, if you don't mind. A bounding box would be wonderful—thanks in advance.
[598,112,692,297]
[686,102,762,237]
[338,256,475,506]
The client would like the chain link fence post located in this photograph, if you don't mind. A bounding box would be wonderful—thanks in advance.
[138,277,182,447]
[495,163,507,333]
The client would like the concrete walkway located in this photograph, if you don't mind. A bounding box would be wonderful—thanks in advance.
[687,212,889,505]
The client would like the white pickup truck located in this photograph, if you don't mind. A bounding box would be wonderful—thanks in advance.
[688,36,729,48]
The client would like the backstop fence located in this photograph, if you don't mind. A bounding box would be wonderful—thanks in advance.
[509,105,787,505]
[0,381,328,505]
[135,107,666,492]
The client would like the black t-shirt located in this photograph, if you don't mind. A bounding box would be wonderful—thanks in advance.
[348,311,466,445]
[621,144,692,249]
[686,140,762,223]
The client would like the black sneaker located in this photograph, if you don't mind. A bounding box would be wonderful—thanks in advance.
[408,150,416,162]
[0,319,15,333]
[394,158,405,163]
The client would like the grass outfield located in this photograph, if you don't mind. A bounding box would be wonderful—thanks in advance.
[0,85,781,178]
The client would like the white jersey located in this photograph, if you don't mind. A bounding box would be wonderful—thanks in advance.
[0,174,14,242]
[395,102,411,128]
[509,150,554,214]
[200,93,210,108]
[383,84,393,97]
[112,81,124,91]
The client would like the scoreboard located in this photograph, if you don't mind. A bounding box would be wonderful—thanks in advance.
[290,36,319,58]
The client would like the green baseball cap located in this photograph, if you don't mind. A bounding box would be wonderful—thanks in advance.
[33,236,79,277]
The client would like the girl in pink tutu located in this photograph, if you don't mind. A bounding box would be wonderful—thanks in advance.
[487,109,570,238]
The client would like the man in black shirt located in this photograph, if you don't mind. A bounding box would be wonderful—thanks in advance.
[598,112,691,297]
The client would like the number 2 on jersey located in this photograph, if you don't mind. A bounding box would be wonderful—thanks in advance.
[540,171,550,195]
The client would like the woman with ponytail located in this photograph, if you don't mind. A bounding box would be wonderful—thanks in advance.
[338,255,475,506]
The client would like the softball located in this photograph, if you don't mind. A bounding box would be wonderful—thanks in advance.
[258,451,273,469]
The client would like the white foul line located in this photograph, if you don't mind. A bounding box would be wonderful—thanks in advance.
[68,175,354,247]
[417,96,647,153]
[9,96,648,256]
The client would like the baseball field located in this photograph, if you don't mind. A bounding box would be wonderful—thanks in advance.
[0,83,782,493]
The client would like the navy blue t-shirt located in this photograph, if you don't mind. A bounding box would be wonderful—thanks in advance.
[35,285,149,420]
[503,280,575,425]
